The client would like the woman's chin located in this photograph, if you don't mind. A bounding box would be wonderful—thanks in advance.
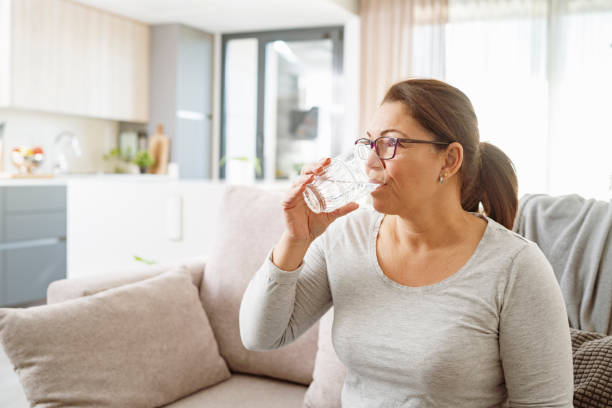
[371,196,388,213]
[371,190,401,215]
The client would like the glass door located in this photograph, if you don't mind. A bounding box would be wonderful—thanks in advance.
[264,39,335,180]
[221,27,343,182]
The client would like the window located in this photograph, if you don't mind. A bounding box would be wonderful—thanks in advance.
[221,27,343,182]
[444,1,612,199]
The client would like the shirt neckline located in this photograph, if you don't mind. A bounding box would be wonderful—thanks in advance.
[369,211,491,293]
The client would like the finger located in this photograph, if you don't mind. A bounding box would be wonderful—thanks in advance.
[301,164,319,175]
[283,175,314,208]
[313,158,331,173]
[328,202,359,220]
[291,173,315,189]
[301,158,331,176]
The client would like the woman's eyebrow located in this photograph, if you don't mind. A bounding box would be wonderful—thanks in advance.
[366,129,407,139]
[380,129,408,137]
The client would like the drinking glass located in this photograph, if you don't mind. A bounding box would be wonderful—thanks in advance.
[302,148,385,213]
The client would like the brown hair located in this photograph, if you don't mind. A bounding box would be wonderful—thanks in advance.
[382,79,518,229]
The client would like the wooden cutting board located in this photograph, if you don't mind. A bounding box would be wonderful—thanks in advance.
[148,124,170,174]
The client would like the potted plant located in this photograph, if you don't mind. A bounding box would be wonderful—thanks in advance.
[132,150,155,174]
[102,147,135,173]
[219,156,262,184]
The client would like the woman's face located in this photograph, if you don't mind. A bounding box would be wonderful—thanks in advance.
[366,101,448,215]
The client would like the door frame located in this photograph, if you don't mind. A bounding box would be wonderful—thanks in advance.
[220,26,344,179]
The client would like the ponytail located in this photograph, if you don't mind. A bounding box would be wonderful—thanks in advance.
[462,142,518,229]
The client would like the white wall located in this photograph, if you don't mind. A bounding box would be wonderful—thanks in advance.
[0,108,118,174]
[0,0,10,107]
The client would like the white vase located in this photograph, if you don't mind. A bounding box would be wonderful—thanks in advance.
[226,160,256,185]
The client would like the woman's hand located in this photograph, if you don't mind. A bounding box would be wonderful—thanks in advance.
[281,158,359,245]
[272,158,359,271]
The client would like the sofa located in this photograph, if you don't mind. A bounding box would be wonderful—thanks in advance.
[0,186,610,408]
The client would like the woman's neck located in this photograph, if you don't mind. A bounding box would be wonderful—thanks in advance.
[383,201,476,254]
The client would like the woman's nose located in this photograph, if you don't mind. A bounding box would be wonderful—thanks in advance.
[366,149,384,169]
[364,149,386,183]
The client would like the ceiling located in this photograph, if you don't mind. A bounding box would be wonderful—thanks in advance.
[72,0,359,33]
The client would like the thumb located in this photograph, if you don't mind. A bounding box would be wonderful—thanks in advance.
[328,202,359,221]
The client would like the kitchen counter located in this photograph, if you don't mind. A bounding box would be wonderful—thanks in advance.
[0,177,291,280]
[0,173,180,186]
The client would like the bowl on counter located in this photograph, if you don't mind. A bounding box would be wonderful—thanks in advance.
[11,146,45,174]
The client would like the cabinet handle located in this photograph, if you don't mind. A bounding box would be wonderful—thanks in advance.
[0,238,64,251]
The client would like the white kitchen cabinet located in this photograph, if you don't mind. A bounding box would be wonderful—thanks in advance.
[65,178,289,279]
[0,0,149,122]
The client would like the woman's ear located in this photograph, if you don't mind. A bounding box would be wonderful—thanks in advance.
[441,142,463,177]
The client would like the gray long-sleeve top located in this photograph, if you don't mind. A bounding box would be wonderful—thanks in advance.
[239,209,574,407]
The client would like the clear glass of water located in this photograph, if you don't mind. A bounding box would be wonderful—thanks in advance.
[302,148,385,213]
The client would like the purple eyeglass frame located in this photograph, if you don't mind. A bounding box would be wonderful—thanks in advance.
[354,136,451,160]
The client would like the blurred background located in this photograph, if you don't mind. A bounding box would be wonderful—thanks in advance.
[0,0,611,306]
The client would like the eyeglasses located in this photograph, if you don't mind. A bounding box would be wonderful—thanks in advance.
[354,136,451,160]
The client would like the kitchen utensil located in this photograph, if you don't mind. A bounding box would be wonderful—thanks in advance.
[52,131,82,174]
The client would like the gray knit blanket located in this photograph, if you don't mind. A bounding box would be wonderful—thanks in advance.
[513,194,612,336]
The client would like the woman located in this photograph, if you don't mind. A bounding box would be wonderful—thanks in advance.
[239,79,573,406]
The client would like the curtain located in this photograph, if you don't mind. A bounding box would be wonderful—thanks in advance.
[360,0,612,199]
[545,0,612,198]
[445,0,549,197]
[359,0,448,136]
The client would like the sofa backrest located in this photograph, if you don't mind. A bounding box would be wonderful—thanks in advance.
[199,185,319,385]
[514,193,612,335]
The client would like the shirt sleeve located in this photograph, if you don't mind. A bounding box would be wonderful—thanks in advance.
[499,242,574,407]
[239,235,332,350]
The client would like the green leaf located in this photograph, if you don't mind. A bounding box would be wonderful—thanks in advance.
[219,156,227,167]
[131,150,155,168]
[133,255,158,265]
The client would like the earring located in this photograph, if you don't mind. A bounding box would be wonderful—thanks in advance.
[439,175,444,184]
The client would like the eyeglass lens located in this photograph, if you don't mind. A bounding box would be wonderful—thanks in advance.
[356,137,396,160]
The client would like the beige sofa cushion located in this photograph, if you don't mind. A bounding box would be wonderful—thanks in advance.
[163,373,307,408]
[0,268,231,408]
[201,186,319,385]
[47,257,206,304]
[303,308,347,408]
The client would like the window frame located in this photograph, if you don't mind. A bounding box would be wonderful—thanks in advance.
[220,26,344,179]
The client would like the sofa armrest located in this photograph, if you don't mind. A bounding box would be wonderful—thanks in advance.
[47,257,207,304]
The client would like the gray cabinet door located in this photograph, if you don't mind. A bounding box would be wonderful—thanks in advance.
[149,24,213,180]
[176,26,213,179]
[0,188,4,244]
[5,186,66,212]
[0,186,67,307]
[0,250,4,307]
[2,241,67,306]
[4,212,67,242]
